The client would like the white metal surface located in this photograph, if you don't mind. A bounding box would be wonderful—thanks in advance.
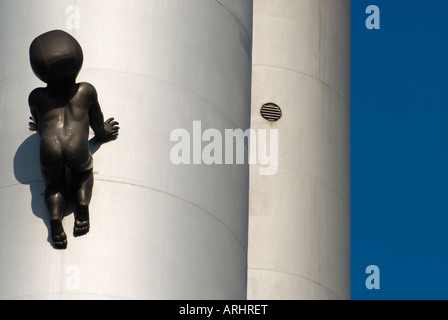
[247,0,351,300]
[0,0,252,299]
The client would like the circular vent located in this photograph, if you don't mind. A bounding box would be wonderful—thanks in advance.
[260,103,282,122]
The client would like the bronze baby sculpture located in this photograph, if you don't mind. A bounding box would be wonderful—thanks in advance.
[29,30,119,249]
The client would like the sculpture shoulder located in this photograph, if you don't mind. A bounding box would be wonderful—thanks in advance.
[28,88,46,108]
[77,82,98,99]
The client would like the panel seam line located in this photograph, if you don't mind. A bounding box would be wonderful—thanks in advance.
[248,267,343,300]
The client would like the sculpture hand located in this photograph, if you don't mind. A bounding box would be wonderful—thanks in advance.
[103,117,119,138]
[29,116,38,132]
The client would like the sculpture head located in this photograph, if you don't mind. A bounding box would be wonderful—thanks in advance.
[30,30,83,87]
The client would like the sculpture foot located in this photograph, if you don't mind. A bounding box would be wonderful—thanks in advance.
[74,206,90,237]
[51,219,67,250]
[74,219,90,237]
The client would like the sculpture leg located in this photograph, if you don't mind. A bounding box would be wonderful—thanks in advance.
[42,173,68,250]
[72,169,93,237]
[45,189,67,249]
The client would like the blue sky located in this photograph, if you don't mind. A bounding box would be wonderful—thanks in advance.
[352,0,448,299]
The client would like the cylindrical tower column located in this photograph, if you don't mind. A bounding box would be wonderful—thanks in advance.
[0,0,252,299]
[248,0,351,299]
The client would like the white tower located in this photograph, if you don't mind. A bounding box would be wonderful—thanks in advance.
[247,0,351,299]
[0,0,351,300]
[0,0,252,299]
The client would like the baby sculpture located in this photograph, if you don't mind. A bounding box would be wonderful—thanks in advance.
[29,30,119,249]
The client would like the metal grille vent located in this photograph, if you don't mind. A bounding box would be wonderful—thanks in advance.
[260,103,282,122]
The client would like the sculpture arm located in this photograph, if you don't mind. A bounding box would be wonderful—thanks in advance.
[28,90,40,131]
[87,84,119,141]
